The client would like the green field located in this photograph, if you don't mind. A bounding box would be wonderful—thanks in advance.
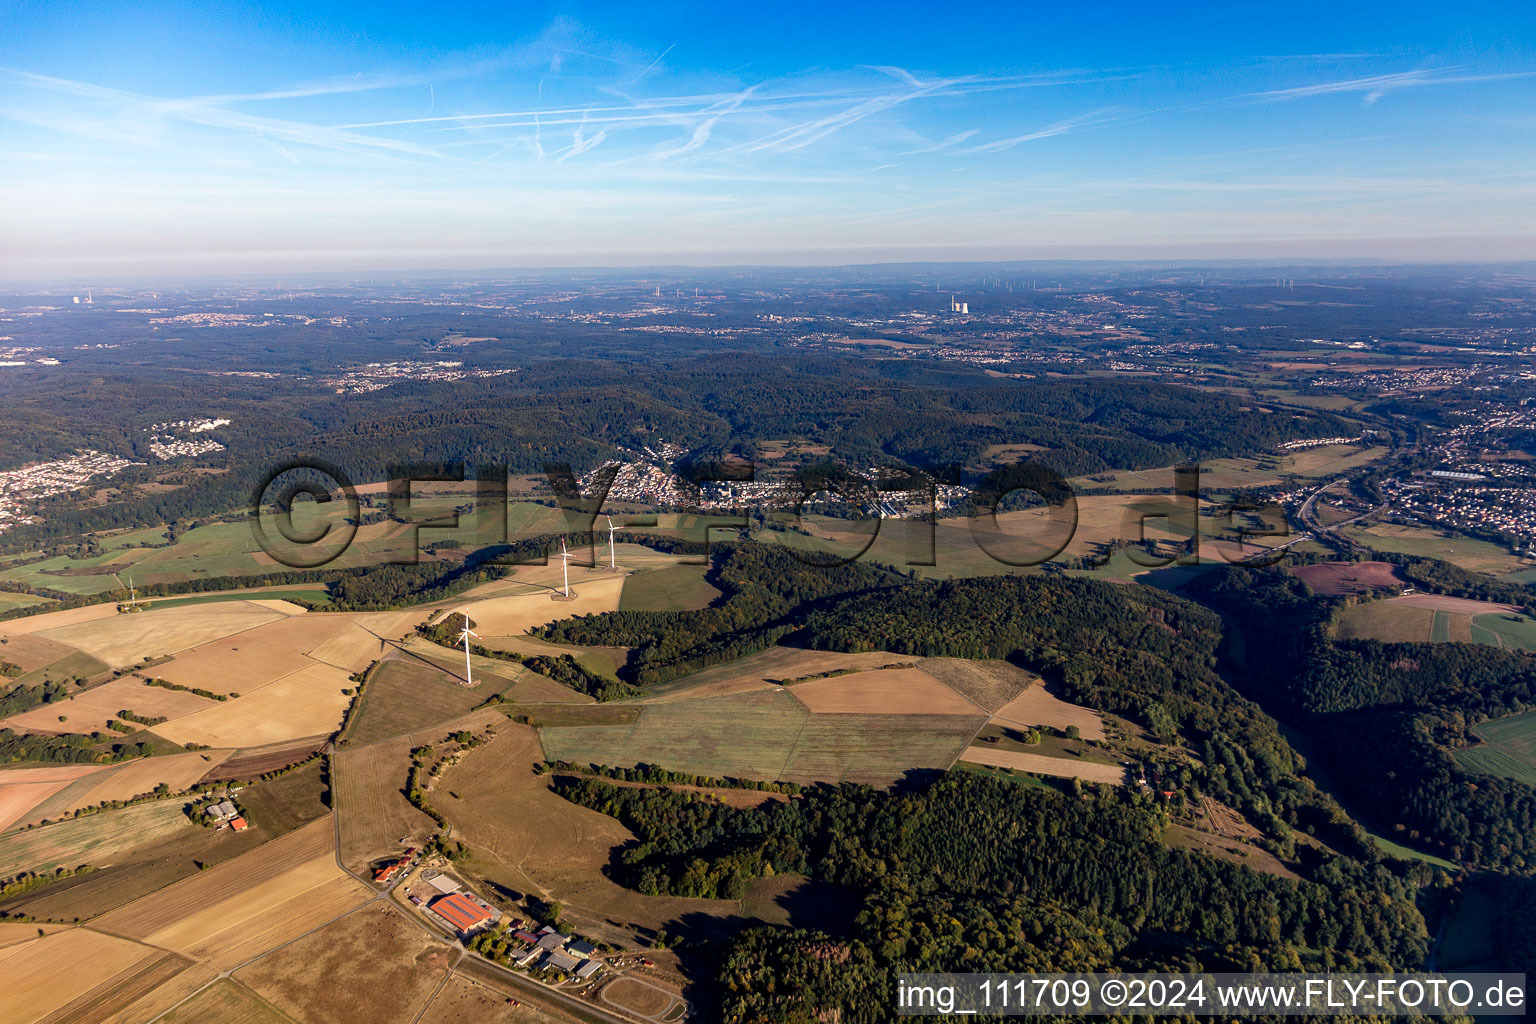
[1342,523,1529,576]
[1470,613,1536,652]
[540,688,983,786]
[0,593,52,613]
[618,564,721,613]
[1455,710,1536,787]
[1366,830,1458,872]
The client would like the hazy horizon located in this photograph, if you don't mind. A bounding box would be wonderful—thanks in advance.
[4,1,1535,275]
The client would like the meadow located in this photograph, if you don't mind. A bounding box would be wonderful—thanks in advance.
[1455,711,1536,787]
[1342,522,1530,576]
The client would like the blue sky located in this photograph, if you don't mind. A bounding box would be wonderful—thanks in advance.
[2,1,1534,275]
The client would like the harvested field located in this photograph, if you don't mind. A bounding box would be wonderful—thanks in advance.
[1389,593,1519,615]
[96,962,222,1024]
[33,602,288,666]
[988,683,1106,741]
[0,764,108,832]
[0,799,195,877]
[913,658,1036,713]
[1289,560,1405,596]
[202,738,328,781]
[463,574,625,636]
[0,603,121,636]
[416,972,543,1024]
[785,714,983,785]
[1,674,218,734]
[344,655,515,746]
[306,610,426,673]
[641,646,916,704]
[92,817,366,968]
[237,902,455,1024]
[0,923,64,949]
[333,734,438,875]
[0,634,79,674]
[30,948,199,1024]
[160,979,300,1024]
[544,689,984,785]
[789,667,981,715]
[957,746,1126,785]
[11,649,114,689]
[442,723,742,948]
[76,751,236,807]
[0,927,162,1024]
[154,661,354,747]
[151,615,354,694]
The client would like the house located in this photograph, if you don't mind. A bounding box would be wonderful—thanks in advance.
[512,929,539,944]
[542,951,581,974]
[513,946,541,967]
[430,893,495,938]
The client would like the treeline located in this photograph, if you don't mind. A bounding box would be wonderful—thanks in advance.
[799,572,1355,848]
[419,614,637,701]
[0,729,151,764]
[538,544,901,686]
[556,773,1427,1022]
[1190,566,1536,871]
[539,760,804,794]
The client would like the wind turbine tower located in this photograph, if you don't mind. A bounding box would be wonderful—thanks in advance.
[456,609,481,686]
[605,515,617,570]
[559,538,571,596]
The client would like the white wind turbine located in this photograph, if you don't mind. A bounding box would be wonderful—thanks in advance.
[559,537,571,597]
[456,609,480,686]
[605,515,617,570]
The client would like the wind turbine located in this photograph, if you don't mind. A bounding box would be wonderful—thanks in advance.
[559,538,571,597]
[605,515,617,570]
[456,609,480,686]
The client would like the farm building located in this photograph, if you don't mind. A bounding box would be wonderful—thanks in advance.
[512,929,538,944]
[229,816,248,832]
[542,951,581,974]
[567,938,597,957]
[535,931,566,952]
[430,892,495,937]
[575,960,602,980]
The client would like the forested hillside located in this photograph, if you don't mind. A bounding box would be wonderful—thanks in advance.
[557,773,1427,1023]
[1191,566,1536,871]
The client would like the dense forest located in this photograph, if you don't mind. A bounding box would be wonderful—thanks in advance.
[1190,566,1536,871]
[556,773,1428,1023]
[0,351,1354,548]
